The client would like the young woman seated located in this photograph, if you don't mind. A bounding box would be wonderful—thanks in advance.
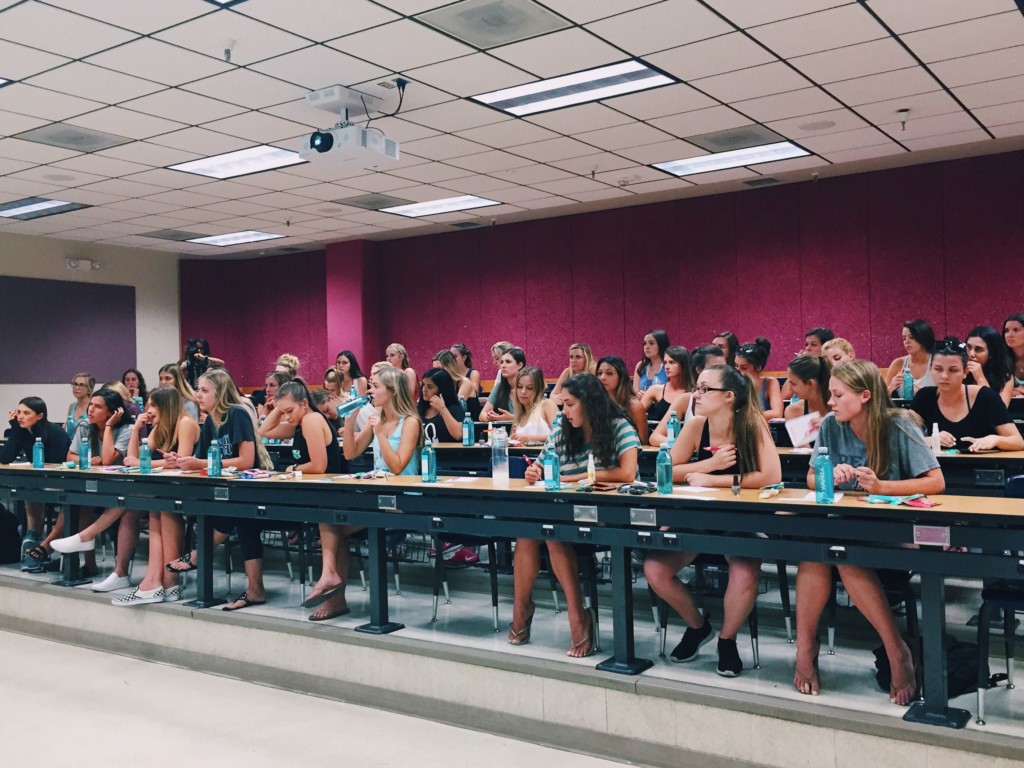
[518,373,640,657]
[57,388,201,605]
[964,325,1014,406]
[3,397,70,566]
[121,368,148,405]
[641,345,694,426]
[909,340,1023,453]
[647,346,726,445]
[782,328,835,400]
[509,366,558,444]
[643,365,781,677]
[417,368,466,442]
[386,342,419,392]
[41,389,134,584]
[735,338,783,419]
[336,350,368,397]
[798,360,944,703]
[275,353,300,378]
[821,338,855,366]
[633,329,670,393]
[257,370,290,419]
[434,350,480,403]
[311,389,343,436]
[305,366,422,622]
[885,319,936,397]
[550,343,596,405]
[596,356,648,445]
[1003,312,1024,396]
[450,343,482,393]
[65,371,95,436]
[158,363,200,422]
[488,341,514,391]
[784,354,832,422]
[260,379,347,471]
[712,331,738,368]
[480,346,526,422]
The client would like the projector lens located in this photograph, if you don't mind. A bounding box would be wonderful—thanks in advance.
[310,131,333,153]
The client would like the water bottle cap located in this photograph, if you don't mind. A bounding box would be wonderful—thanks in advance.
[819,447,829,455]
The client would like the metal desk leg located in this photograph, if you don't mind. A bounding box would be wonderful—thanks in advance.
[356,527,404,635]
[185,514,223,608]
[904,572,970,728]
[596,545,653,675]
[55,504,91,587]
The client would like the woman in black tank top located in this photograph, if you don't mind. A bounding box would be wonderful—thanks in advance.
[259,380,345,473]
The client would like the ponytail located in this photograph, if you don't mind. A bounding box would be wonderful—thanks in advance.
[707,365,762,474]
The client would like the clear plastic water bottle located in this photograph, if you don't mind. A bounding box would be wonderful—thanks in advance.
[666,410,679,446]
[543,450,560,491]
[656,443,673,494]
[814,447,835,504]
[207,439,222,477]
[586,452,596,485]
[337,394,371,420]
[901,369,914,400]
[462,409,474,446]
[32,437,44,469]
[421,434,436,483]
[139,437,152,474]
[931,422,942,454]
[349,384,358,400]
[78,426,91,470]
[491,426,509,488]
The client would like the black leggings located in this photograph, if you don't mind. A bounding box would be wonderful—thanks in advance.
[212,518,292,562]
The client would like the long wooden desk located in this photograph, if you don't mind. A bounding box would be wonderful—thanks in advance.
[2,464,1024,730]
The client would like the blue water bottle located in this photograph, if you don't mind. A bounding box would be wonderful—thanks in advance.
[32,437,44,469]
[901,369,914,400]
[139,437,152,474]
[337,394,371,419]
[421,433,436,483]
[461,410,474,446]
[543,450,560,491]
[207,439,222,477]
[78,425,91,470]
[814,447,835,504]
[656,443,673,495]
[666,410,679,447]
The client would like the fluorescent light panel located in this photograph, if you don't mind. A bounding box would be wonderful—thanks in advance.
[652,142,811,177]
[169,145,304,179]
[187,230,285,247]
[381,195,500,218]
[472,59,676,116]
[0,197,89,220]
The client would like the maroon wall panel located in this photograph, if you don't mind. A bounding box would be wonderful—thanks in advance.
[621,202,681,358]
[676,195,738,350]
[571,211,626,364]
[522,217,574,377]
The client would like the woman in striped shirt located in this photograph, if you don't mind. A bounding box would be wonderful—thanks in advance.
[514,373,640,657]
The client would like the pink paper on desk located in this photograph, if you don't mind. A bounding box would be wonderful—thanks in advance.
[785,412,820,447]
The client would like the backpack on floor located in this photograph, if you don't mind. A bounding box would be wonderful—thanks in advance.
[873,635,980,698]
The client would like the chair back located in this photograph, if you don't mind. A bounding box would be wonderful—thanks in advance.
[509,455,527,479]
[1006,474,1024,498]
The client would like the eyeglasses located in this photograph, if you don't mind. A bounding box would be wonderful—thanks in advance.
[692,385,727,395]
[71,382,89,387]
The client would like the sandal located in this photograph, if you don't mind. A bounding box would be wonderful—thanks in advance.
[567,613,595,658]
[793,643,820,696]
[222,592,266,612]
[165,552,197,574]
[21,545,50,572]
[508,602,535,645]
[302,583,345,609]
[309,605,351,622]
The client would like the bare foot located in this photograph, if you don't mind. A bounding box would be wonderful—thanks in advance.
[889,645,916,705]
[793,642,820,696]
[309,593,350,622]
[508,601,535,645]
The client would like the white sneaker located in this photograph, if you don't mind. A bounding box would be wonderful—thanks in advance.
[112,586,164,606]
[91,572,131,593]
[51,533,95,554]
[162,585,182,603]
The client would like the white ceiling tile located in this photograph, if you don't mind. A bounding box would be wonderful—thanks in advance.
[155,12,311,66]
[77,178,174,198]
[570,187,635,202]
[856,91,963,124]
[790,38,918,84]
[406,54,534,98]
[703,0,854,28]
[649,105,765,138]
[973,101,1024,128]
[54,188,128,206]
[477,185,550,203]
[799,126,893,153]
[44,0,212,34]
[107,199,182,215]
[900,128,992,152]
[989,120,1024,138]
[244,191,336,209]
[508,136,601,162]
[586,1,733,55]
[747,5,885,58]
[827,67,941,107]
[594,165,666,186]
[237,0,400,41]
[86,38,233,87]
[604,83,717,120]
[27,62,164,104]
[7,166,109,188]
[375,0,454,15]
[122,168,212,189]
[0,83,103,121]
[0,109,49,137]
[222,170,315,191]
[200,111,308,143]
[147,127,249,155]
[0,40,71,81]
[276,160,375,184]
[348,78,454,113]
[929,46,1024,88]
[693,62,812,103]
[514,195,575,210]
[194,179,275,200]
[402,99,507,133]
[867,0,1017,34]
[733,87,843,122]
[0,176,62,196]
[0,138,81,164]
[327,20,474,72]
[531,176,609,196]
[548,152,635,175]
[183,69,309,110]
[525,103,633,133]
[531,0,662,24]
[445,150,533,174]
[903,12,1024,63]
[645,33,777,82]
[436,174,517,195]
[455,120,559,149]
[97,141,201,167]
[767,108,869,139]
[953,75,1024,110]
[68,106,186,140]
[122,89,247,124]
[0,2,137,58]
[386,162,472,183]
[576,122,673,151]
[491,164,574,184]
[490,28,623,78]
[0,156,35,175]
[400,134,491,161]
[250,45,389,90]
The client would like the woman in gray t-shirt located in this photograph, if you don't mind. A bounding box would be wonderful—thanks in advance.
[797,361,943,705]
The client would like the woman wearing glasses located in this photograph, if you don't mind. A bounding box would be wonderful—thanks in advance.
[909,340,1023,452]
[65,372,95,436]
[643,365,781,677]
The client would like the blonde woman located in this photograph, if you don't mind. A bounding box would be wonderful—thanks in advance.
[434,349,479,401]
[275,353,300,377]
[550,343,596,405]
[158,363,200,422]
[510,366,558,443]
[821,338,855,366]
[305,366,422,621]
[385,342,418,392]
[65,371,95,436]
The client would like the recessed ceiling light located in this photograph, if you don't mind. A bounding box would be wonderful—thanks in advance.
[380,195,500,218]
[168,145,304,180]
[471,59,677,116]
[186,230,285,247]
[652,142,811,177]
[0,197,90,220]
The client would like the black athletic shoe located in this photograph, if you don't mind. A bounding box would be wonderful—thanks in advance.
[716,637,743,677]
[669,619,715,663]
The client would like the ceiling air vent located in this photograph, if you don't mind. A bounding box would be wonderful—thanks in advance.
[452,221,484,229]
[743,178,782,188]
[332,193,415,211]
[15,123,133,152]
[686,125,787,153]
[417,0,570,49]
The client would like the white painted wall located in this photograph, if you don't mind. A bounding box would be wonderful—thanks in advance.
[0,232,180,421]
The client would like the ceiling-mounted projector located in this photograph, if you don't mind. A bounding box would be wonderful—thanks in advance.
[298,125,400,163]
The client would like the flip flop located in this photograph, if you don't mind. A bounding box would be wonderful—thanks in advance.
[222,592,267,612]
[309,605,351,622]
[302,582,345,609]
[166,552,197,574]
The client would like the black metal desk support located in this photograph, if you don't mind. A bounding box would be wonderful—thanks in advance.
[185,513,224,608]
[356,526,404,635]
[55,503,92,587]
[597,545,654,675]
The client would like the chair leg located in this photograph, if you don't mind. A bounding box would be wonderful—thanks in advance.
[282,531,294,581]
[658,599,670,657]
[825,578,838,655]
[1006,609,1016,689]
[392,545,401,595]
[776,561,793,643]
[747,605,760,670]
[297,526,307,604]
[977,601,993,725]
[583,555,600,652]
[431,538,444,623]
[488,542,499,632]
